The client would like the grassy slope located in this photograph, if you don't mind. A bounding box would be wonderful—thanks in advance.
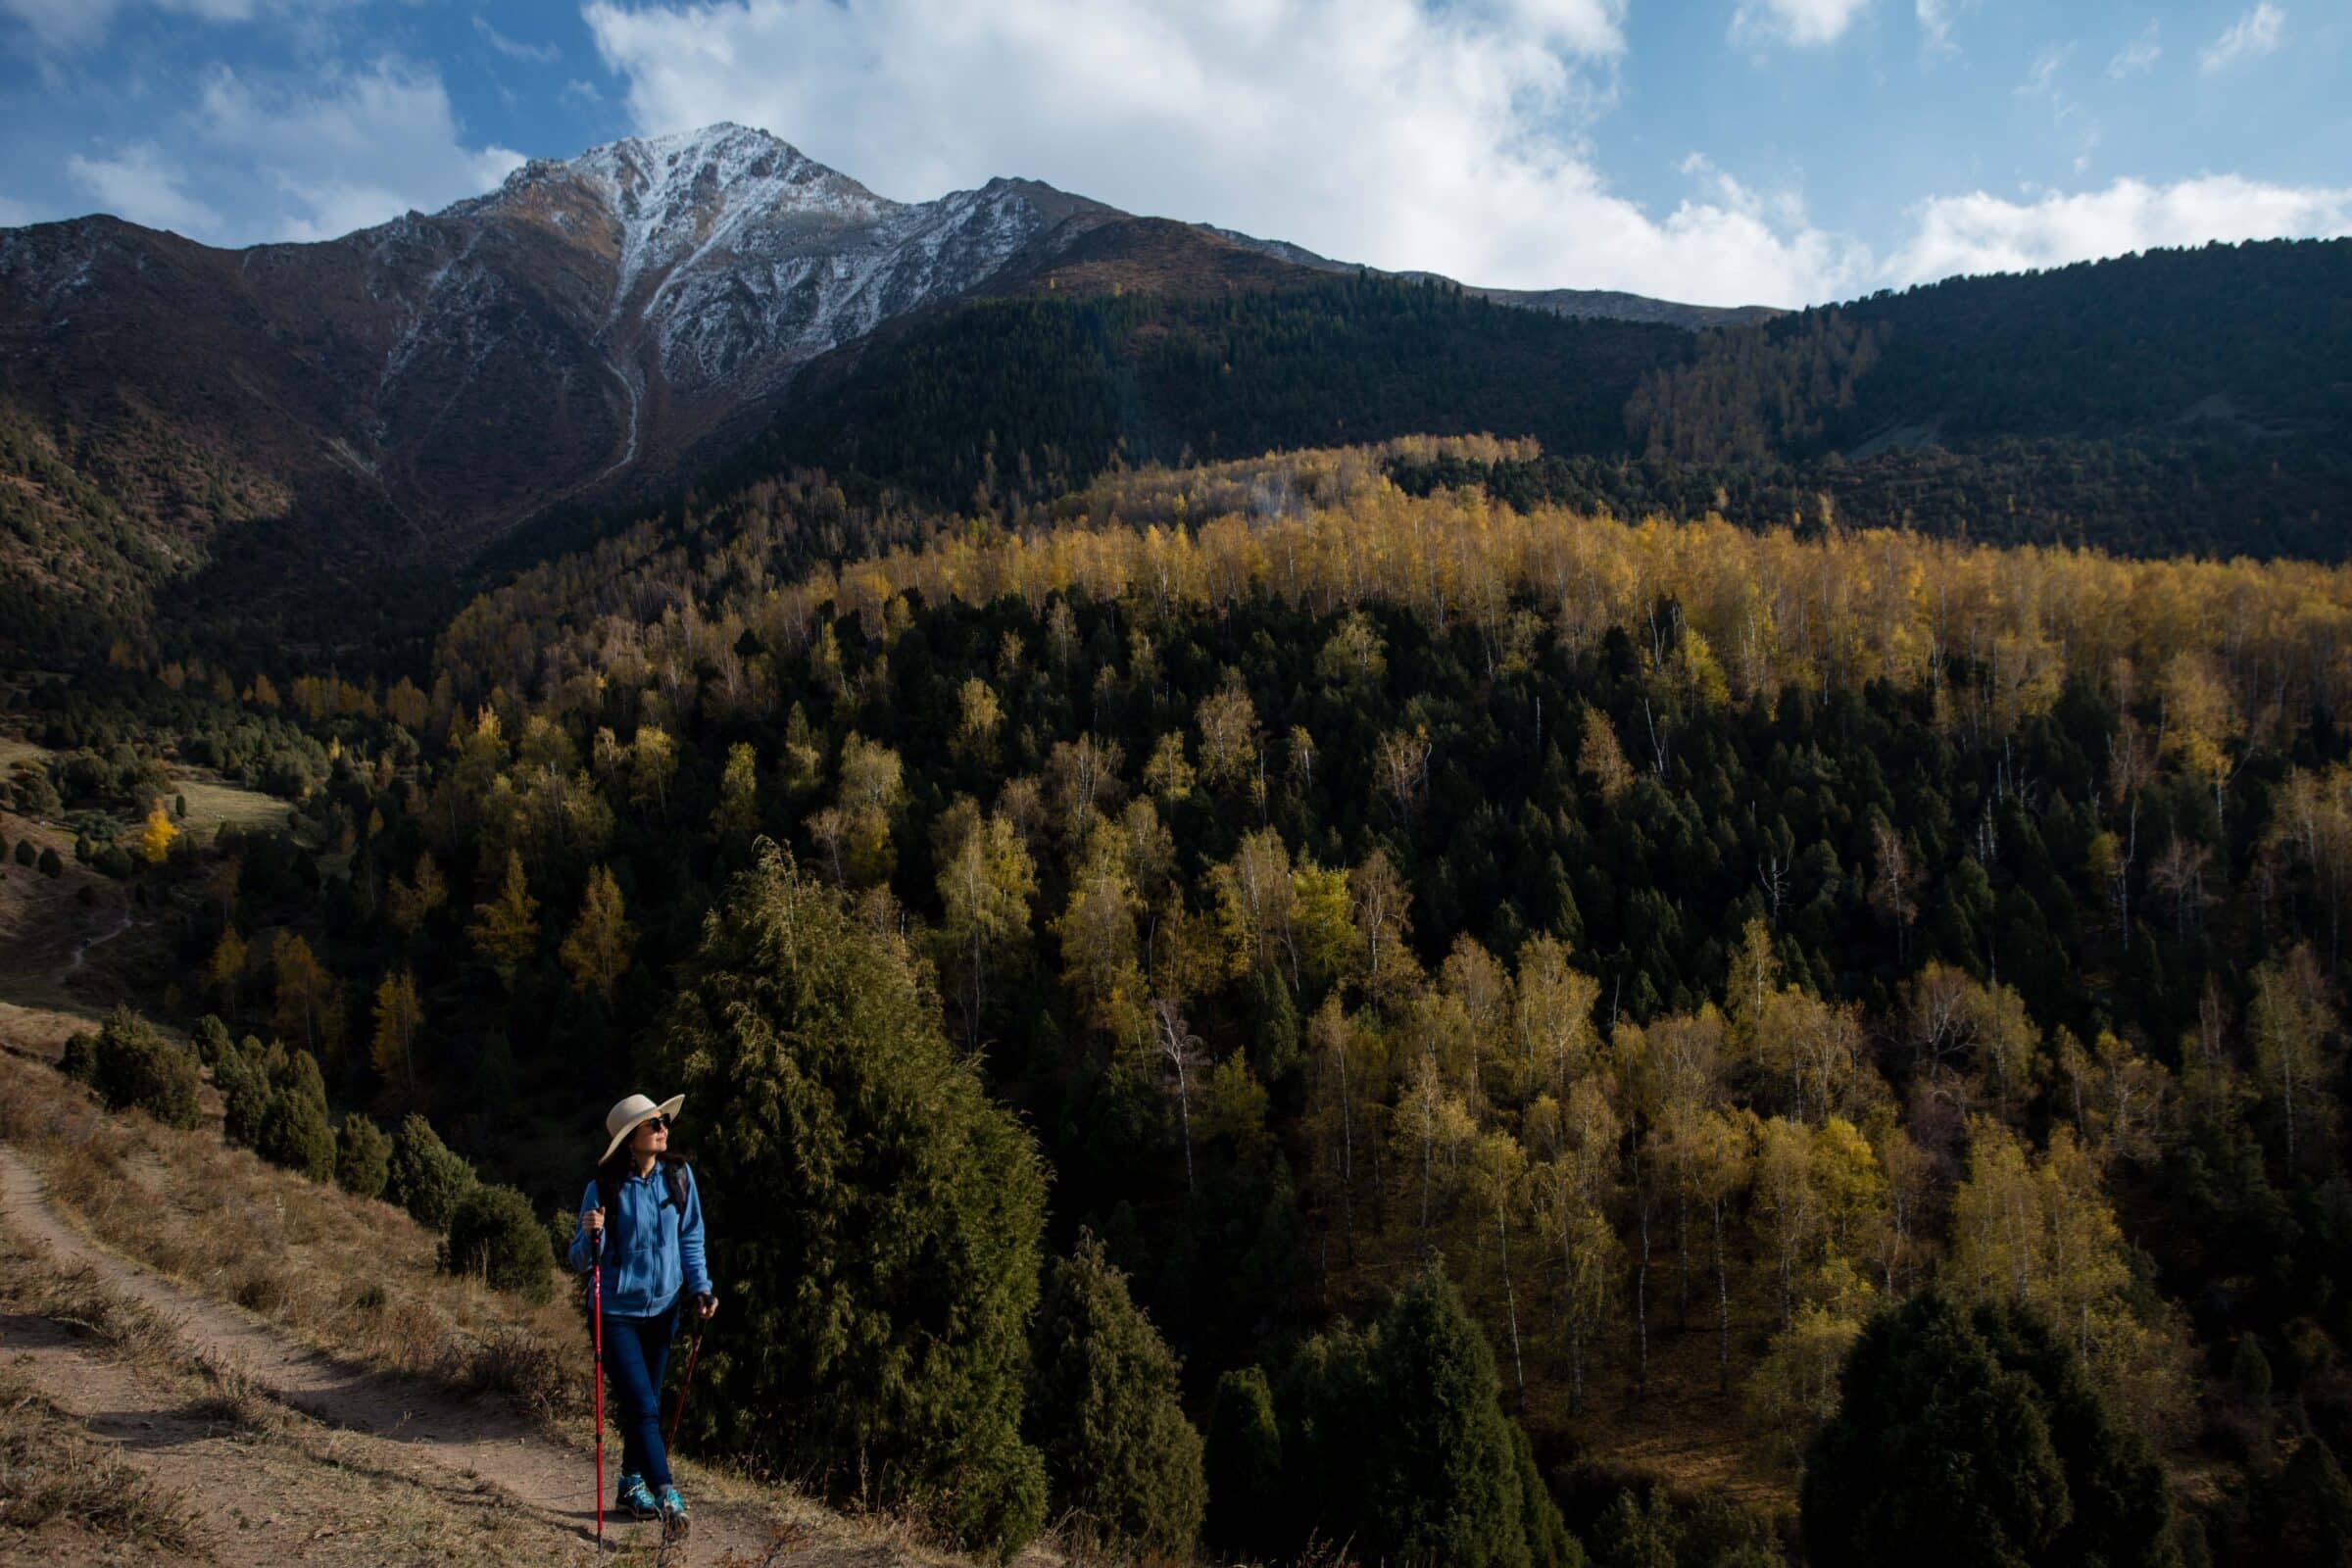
[0,1015,1088,1567]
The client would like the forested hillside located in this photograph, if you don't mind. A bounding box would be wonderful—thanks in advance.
[670,236,2352,565]
[15,236,2352,670]
[16,438,2352,1563]
[494,275,1691,575]
[1612,237,2352,560]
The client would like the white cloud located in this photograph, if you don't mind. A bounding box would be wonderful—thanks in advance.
[193,61,524,240]
[474,16,562,65]
[2200,3,2283,72]
[2107,23,2160,78]
[66,142,224,235]
[1914,0,1970,54]
[0,0,356,52]
[2015,45,2098,172]
[0,191,38,227]
[1887,173,2352,285]
[584,0,1868,308]
[1731,0,1872,49]
[0,0,124,48]
[584,0,2352,306]
[1499,0,1626,55]
[2017,44,2066,97]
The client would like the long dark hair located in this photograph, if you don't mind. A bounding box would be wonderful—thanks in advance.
[595,1140,686,1219]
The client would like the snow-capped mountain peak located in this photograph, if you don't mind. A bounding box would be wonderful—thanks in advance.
[448,123,1096,402]
[0,116,1767,604]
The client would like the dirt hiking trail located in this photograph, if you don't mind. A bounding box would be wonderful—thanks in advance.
[0,1140,955,1566]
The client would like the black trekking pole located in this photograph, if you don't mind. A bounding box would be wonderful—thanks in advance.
[667,1305,709,1449]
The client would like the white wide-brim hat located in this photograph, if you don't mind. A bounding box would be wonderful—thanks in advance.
[601,1092,685,1164]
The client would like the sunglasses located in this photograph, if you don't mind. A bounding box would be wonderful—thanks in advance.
[642,1115,671,1133]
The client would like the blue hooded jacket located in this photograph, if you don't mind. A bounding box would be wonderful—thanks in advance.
[567,1159,712,1318]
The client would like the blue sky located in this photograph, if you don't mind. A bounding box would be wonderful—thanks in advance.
[2,1,2345,306]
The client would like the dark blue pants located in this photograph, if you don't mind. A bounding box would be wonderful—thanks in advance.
[600,1301,678,1489]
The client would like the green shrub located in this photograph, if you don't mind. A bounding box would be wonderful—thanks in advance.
[37,846,61,877]
[335,1116,391,1200]
[1025,1230,1205,1557]
[443,1185,557,1303]
[216,1037,271,1149]
[58,1030,97,1084]
[93,845,134,879]
[87,1007,202,1130]
[190,1015,235,1072]
[11,839,30,866]
[219,1035,327,1151]
[255,1089,335,1182]
[270,1046,326,1117]
[544,1202,579,1267]
[388,1113,475,1232]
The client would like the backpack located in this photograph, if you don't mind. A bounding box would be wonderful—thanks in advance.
[594,1154,692,1242]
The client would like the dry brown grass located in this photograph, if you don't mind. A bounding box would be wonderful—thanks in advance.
[0,1049,589,1422]
[0,1029,1103,1566]
[0,1360,204,1552]
[0,1227,624,1567]
[0,1233,288,1440]
[706,1521,820,1566]
[6,1250,187,1372]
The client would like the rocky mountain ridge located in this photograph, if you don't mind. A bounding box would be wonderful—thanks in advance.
[0,125,1130,554]
[0,122,1772,654]
[0,124,1748,545]
[1201,224,1782,329]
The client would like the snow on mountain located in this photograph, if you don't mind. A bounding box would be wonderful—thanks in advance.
[454,122,1103,405]
[0,120,1740,577]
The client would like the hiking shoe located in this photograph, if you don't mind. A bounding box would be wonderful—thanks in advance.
[615,1473,658,1521]
[658,1484,689,1542]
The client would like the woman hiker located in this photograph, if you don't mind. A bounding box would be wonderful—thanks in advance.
[567,1091,717,1540]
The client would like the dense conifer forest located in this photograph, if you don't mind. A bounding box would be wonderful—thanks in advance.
[17,236,2343,674]
[684,236,2352,564]
[15,433,2352,1563]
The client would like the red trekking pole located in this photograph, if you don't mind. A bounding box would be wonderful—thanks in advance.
[591,1228,606,1547]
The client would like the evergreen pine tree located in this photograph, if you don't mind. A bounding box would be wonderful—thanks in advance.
[1204,1366,1285,1558]
[190,1014,235,1071]
[1803,1291,2179,1568]
[256,1087,335,1181]
[387,1112,476,1232]
[650,845,1048,1560]
[1025,1230,1206,1557]
[336,1115,391,1200]
[216,1035,270,1148]
[1359,1268,1572,1568]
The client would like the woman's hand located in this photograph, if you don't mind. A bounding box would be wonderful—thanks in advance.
[695,1292,718,1321]
[583,1206,605,1242]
